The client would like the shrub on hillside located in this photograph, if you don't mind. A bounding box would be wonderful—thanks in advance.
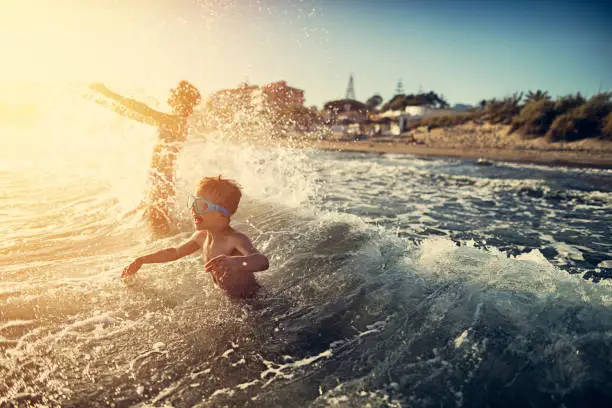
[510,99,558,138]
[601,112,612,140]
[546,113,578,141]
[481,93,523,124]
[546,92,612,141]
[554,93,586,115]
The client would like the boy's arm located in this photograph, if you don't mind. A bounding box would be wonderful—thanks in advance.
[122,231,205,279]
[204,234,269,274]
[89,83,174,127]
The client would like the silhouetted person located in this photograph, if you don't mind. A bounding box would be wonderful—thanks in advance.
[90,81,201,236]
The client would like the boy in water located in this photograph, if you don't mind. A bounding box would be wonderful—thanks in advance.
[122,176,269,298]
[89,81,201,236]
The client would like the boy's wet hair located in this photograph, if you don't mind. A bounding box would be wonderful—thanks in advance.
[196,175,242,215]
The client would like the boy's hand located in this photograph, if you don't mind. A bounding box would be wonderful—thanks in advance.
[89,83,110,93]
[122,258,143,282]
[204,255,242,284]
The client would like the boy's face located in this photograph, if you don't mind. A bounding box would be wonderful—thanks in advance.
[190,189,227,230]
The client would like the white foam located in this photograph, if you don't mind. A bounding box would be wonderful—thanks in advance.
[407,236,612,306]
[454,330,469,348]
[597,260,612,268]
[552,242,585,261]
[178,139,317,209]
[515,248,553,265]
[260,348,334,387]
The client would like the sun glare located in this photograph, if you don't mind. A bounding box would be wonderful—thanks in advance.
[2,1,85,82]
[0,0,178,89]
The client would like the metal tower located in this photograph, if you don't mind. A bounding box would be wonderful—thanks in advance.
[345,74,356,100]
[395,78,404,95]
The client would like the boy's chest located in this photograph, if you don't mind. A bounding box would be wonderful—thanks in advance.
[200,236,238,263]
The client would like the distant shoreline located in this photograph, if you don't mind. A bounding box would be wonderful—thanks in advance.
[301,139,612,169]
[267,121,612,169]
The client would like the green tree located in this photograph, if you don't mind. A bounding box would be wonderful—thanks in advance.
[365,94,383,110]
[382,94,407,111]
[436,93,450,109]
[382,91,449,111]
[403,94,419,107]
[524,90,551,104]
[323,99,367,113]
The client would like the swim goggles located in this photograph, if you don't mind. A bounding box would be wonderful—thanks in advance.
[187,194,231,216]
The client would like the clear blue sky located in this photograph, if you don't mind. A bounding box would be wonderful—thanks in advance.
[2,0,611,107]
[312,0,612,106]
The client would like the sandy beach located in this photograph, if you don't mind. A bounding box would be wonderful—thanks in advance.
[297,121,612,169]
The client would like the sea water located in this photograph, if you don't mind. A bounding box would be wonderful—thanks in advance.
[1,89,612,407]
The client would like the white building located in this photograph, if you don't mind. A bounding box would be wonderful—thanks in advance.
[403,106,431,118]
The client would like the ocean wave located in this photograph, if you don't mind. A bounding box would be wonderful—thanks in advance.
[1,103,611,406]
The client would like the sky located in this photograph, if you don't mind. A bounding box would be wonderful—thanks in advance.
[0,0,611,107]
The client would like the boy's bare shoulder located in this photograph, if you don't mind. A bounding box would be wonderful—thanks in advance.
[228,229,259,252]
[228,229,252,242]
[190,230,207,244]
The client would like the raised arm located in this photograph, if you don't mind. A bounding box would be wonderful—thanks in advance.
[122,231,206,280]
[89,83,174,127]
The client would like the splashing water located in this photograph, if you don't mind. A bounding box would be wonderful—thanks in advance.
[1,86,612,407]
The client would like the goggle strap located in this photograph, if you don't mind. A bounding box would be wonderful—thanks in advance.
[188,195,231,217]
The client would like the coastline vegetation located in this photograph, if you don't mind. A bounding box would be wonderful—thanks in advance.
[201,84,612,144]
[407,90,612,142]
